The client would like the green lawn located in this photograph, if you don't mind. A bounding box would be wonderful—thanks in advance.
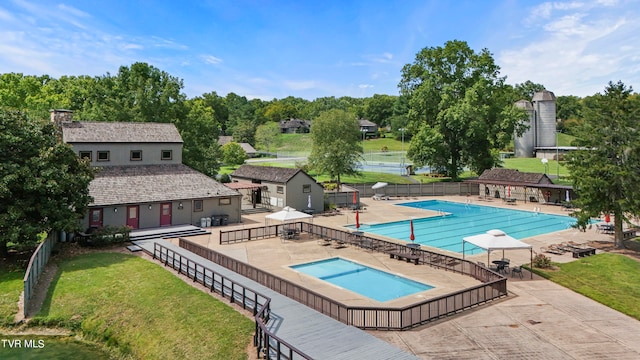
[32,252,254,359]
[0,268,24,325]
[534,253,640,320]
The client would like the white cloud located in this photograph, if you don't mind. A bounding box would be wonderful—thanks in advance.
[359,84,374,89]
[283,80,315,90]
[201,55,223,65]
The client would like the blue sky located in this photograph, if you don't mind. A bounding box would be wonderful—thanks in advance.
[1,0,638,100]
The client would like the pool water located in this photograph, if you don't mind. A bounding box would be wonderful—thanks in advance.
[352,200,578,255]
[290,257,433,302]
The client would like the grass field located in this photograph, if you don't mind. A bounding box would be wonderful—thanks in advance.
[534,253,640,320]
[0,269,24,325]
[28,252,254,359]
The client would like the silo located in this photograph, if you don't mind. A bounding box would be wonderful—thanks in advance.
[513,100,535,157]
[532,90,557,147]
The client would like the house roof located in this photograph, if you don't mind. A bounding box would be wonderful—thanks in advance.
[89,164,239,206]
[217,137,257,154]
[62,121,183,144]
[477,168,552,184]
[359,119,377,127]
[231,165,302,183]
[279,119,311,129]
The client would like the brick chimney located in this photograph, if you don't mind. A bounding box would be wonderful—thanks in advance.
[50,109,73,128]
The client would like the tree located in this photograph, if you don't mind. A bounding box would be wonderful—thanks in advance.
[0,109,94,256]
[177,98,222,177]
[556,95,584,135]
[399,40,527,179]
[222,142,247,167]
[364,94,396,128]
[567,81,640,248]
[255,122,281,152]
[307,109,362,190]
[514,80,546,100]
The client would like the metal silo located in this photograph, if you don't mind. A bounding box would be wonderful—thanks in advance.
[532,90,557,147]
[513,100,535,157]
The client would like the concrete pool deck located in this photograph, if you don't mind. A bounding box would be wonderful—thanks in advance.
[170,195,640,359]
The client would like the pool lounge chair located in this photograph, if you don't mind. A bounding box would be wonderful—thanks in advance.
[541,246,564,255]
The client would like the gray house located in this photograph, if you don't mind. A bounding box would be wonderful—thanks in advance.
[54,109,242,230]
[359,119,379,139]
[230,165,324,213]
[279,119,311,133]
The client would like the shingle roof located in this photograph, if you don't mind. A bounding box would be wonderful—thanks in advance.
[231,165,301,183]
[359,119,377,127]
[89,164,239,206]
[477,168,552,184]
[62,122,183,143]
[217,136,234,145]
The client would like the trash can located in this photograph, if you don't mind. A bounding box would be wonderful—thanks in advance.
[212,216,221,227]
[200,217,206,227]
[205,217,211,227]
[221,215,229,226]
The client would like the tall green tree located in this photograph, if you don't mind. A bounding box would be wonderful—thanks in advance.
[307,109,362,190]
[364,94,396,127]
[399,40,526,179]
[567,81,640,248]
[255,122,281,152]
[177,98,221,177]
[221,142,248,167]
[514,80,546,100]
[0,109,94,256]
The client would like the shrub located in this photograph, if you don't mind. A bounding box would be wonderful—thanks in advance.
[533,253,552,268]
[78,225,131,247]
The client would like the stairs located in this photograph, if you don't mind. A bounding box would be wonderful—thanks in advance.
[129,225,210,242]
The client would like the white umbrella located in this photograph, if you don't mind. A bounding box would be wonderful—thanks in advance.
[565,190,570,203]
[307,194,312,209]
[372,182,388,190]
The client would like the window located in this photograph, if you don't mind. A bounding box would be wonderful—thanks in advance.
[97,151,110,162]
[193,200,203,212]
[277,186,284,194]
[219,198,231,205]
[303,184,311,193]
[161,150,173,160]
[130,150,142,161]
[79,151,92,161]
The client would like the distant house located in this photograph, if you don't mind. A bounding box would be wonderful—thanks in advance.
[466,168,573,204]
[359,119,379,139]
[217,136,257,157]
[54,110,242,230]
[279,118,311,134]
[229,165,324,213]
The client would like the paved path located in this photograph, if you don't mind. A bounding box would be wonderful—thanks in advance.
[133,239,418,360]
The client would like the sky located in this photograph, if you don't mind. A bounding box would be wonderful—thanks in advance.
[0,0,638,100]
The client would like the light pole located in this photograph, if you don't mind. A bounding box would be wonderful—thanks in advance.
[541,158,548,175]
[399,128,405,166]
[556,130,560,180]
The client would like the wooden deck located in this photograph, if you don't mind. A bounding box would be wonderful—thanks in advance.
[133,239,418,360]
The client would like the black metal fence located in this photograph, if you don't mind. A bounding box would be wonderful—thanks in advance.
[185,225,507,330]
[152,242,311,360]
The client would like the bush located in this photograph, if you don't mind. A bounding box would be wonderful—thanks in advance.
[218,173,231,183]
[78,225,131,247]
[533,253,552,268]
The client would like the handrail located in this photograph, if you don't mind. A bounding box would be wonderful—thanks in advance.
[181,235,508,330]
[152,242,312,360]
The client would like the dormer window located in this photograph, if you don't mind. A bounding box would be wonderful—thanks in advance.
[130,150,142,161]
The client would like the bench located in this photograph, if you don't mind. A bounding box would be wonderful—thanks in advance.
[389,251,419,265]
[572,247,596,258]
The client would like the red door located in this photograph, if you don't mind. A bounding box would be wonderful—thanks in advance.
[89,208,103,228]
[160,203,172,226]
[126,205,139,229]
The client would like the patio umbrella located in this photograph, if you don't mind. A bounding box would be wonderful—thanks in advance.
[605,213,611,223]
[355,210,360,229]
[410,219,415,241]
[353,191,357,205]
[307,194,312,209]
[565,190,570,203]
[507,185,511,198]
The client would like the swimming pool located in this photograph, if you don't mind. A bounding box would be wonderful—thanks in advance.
[351,200,578,255]
[290,257,433,302]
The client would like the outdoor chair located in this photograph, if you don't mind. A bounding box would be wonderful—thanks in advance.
[511,266,523,279]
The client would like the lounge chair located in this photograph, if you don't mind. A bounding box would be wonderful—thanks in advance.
[541,246,564,255]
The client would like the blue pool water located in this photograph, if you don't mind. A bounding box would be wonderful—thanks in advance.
[290,257,433,302]
[350,200,578,255]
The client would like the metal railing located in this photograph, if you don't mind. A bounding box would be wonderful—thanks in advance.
[152,242,311,360]
[23,232,57,317]
[183,228,507,330]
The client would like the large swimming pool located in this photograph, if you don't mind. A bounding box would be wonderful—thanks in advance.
[290,257,433,302]
[351,200,577,255]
